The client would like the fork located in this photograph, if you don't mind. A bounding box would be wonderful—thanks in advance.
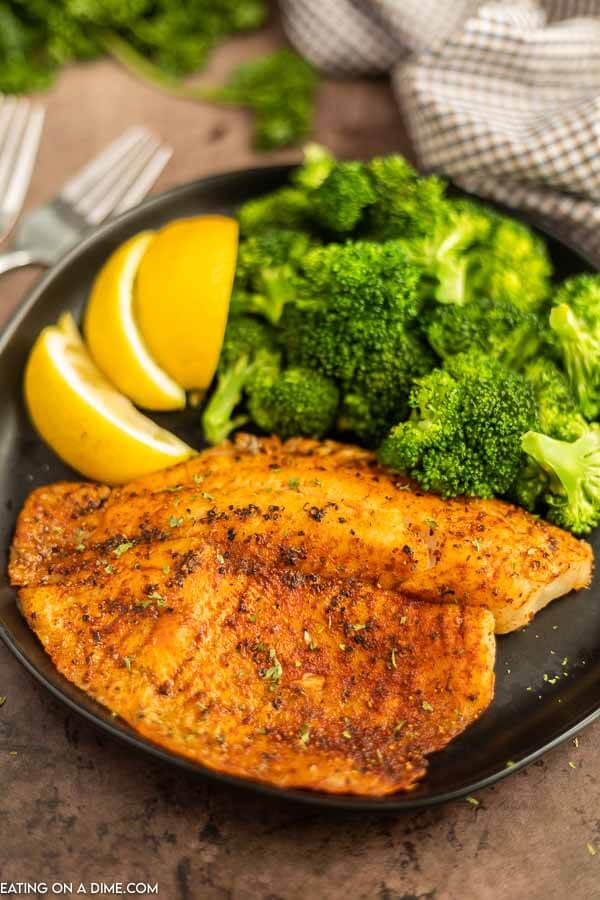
[0,126,172,276]
[0,98,45,244]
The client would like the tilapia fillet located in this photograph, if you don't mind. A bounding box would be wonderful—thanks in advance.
[9,435,591,794]
[11,434,593,634]
[15,543,495,795]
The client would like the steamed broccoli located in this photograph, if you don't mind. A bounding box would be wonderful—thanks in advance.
[512,359,588,511]
[237,188,311,237]
[395,197,551,309]
[247,365,339,439]
[524,358,588,442]
[425,297,543,369]
[397,198,492,304]
[281,241,421,383]
[549,274,600,420]
[338,333,436,445]
[378,353,538,499]
[202,315,279,445]
[293,143,335,191]
[310,162,376,234]
[365,155,447,241]
[521,427,600,535]
[466,215,552,312]
[231,227,318,324]
[278,240,432,443]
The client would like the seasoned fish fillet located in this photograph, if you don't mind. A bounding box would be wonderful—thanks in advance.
[11,435,592,633]
[16,542,495,795]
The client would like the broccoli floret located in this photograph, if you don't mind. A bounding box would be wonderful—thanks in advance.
[247,365,339,439]
[231,228,317,324]
[281,241,421,384]
[521,427,600,535]
[310,162,376,234]
[237,187,311,236]
[365,155,447,241]
[549,274,600,420]
[425,297,543,369]
[397,199,551,309]
[511,359,587,511]
[338,333,436,445]
[205,50,318,150]
[466,215,552,312]
[202,315,279,445]
[378,353,538,498]
[398,198,492,303]
[293,143,335,191]
[524,358,588,441]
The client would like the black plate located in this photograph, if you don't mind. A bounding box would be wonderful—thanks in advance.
[0,165,598,812]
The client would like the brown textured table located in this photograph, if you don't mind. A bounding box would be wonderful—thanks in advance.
[1,20,599,900]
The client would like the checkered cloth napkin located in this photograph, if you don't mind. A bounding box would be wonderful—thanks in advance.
[280,0,600,266]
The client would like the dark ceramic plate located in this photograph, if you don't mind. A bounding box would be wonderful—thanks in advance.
[0,165,598,811]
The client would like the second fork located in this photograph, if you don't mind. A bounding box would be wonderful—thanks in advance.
[0,126,172,276]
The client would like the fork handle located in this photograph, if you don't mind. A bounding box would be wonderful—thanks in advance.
[0,249,37,275]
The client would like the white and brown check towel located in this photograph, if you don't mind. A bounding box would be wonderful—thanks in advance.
[280,0,600,265]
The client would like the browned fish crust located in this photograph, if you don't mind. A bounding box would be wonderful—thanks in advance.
[17,543,495,796]
[11,434,593,634]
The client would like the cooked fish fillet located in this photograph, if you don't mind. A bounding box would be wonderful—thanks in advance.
[10,434,592,633]
[16,541,495,795]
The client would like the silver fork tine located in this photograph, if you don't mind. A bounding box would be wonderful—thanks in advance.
[60,126,151,206]
[0,100,30,200]
[111,146,173,216]
[75,134,158,223]
[0,99,16,156]
[2,105,45,219]
[0,98,18,152]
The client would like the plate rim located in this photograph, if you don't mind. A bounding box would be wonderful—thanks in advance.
[1,163,598,812]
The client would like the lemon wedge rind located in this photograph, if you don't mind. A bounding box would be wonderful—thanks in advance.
[25,312,195,485]
[135,215,238,392]
[84,232,186,411]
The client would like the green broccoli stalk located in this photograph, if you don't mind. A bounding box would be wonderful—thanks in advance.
[202,315,279,445]
[398,199,551,309]
[201,50,319,150]
[378,353,538,499]
[247,366,340,440]
[521,428,600,535]
[105,41,313,152]
[425,297,543,369]
[549,274,600,420]
[231,228,318,324]
[397,199,492,304]
[512,359,588,512]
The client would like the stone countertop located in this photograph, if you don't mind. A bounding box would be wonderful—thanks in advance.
[1,19,599,900]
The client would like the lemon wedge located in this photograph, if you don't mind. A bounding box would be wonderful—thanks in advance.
[24,312,195,484]
[83,231,186,411]
[135,215,238,392]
